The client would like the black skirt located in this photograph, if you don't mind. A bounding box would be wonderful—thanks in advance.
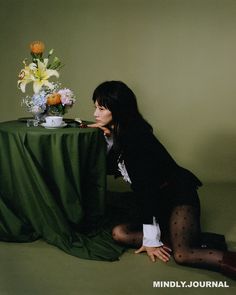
[106,167,202,229]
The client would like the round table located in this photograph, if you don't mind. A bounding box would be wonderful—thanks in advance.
[0,120,124,261]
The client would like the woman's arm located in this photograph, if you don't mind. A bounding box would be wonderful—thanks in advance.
[143,217,163,247]
[87,123,111,136]
[135,217,171,263]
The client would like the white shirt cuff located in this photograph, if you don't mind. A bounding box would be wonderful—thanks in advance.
[143,217,163,247]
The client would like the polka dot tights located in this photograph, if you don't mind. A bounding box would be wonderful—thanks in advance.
[112,205,224,271]
[169,205,223,271]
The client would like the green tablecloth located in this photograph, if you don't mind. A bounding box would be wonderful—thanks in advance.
[0,121,124,261]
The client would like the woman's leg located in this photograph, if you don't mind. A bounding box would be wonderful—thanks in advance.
[112,224,143,248]
[108,191,143,247]
[111,204,236,279]
[169,205,224,271]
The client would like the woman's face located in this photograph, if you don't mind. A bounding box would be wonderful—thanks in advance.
[93,100,113,126]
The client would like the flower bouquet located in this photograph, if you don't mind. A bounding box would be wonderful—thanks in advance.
[18,41,76,121]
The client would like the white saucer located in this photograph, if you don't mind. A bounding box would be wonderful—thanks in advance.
[41,122,67,129]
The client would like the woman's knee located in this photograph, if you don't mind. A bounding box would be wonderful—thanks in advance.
[112,224,128,243]
[173,250,191,265]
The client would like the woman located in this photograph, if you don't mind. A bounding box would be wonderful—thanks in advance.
[88,80,236,279]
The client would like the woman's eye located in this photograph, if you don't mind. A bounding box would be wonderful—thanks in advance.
[96,106,105,111]
[94,104,106,111]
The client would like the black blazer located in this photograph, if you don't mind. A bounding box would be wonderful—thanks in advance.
[107,123,202,224]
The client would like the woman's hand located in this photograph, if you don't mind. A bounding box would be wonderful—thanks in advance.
[135,245,172,263]
[87,123,111,137]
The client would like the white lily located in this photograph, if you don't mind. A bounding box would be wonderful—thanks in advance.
[17,60,35,93]
[31,59,59,93]
[18,59,59,93]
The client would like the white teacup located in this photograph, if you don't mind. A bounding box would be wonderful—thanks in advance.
[45,116,63,127]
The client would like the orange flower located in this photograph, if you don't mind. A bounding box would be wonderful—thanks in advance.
[47,93,61,105]
[30,41,45,54]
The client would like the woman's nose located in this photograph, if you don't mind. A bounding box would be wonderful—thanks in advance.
[94,108,98,117]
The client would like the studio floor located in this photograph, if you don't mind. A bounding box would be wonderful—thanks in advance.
[0,183,236,295]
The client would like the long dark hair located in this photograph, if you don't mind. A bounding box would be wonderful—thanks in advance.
[92,81,152,152]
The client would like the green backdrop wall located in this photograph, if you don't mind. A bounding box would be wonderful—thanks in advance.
[0,0,236,183]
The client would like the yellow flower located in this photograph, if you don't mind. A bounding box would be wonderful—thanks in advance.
[18,59,59,93]
[31,59,59,93]
[30,41,45,55]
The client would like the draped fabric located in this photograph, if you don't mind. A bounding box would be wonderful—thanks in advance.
[0,121,124,261]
